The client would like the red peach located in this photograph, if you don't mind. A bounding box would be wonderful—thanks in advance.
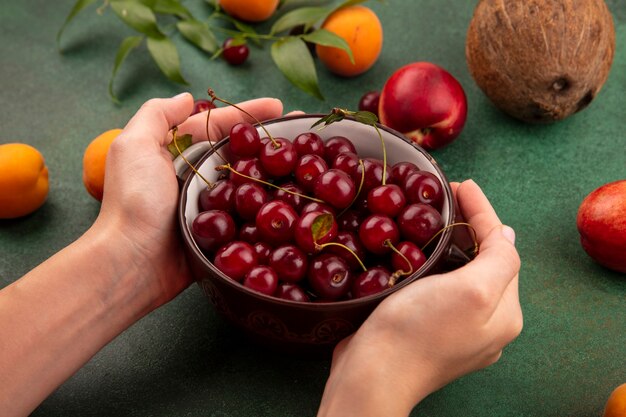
[379,62,468,150]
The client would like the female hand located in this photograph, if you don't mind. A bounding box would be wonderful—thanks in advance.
[318,180,522,417]
[94,93,284,309]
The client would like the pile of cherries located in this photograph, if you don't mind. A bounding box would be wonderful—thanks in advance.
[190,122,445,302]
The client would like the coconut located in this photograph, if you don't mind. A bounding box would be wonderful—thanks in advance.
[466,0,615,123]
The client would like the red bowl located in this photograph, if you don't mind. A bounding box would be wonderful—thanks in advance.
[176,115,461,354]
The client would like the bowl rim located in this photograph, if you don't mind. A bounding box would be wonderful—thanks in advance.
[178,113,455,310]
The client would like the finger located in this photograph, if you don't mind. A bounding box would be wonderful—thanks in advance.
[487,274,523,348]
[450,181,461,200]
[121,93,194,147]
[456,179,502,242]
[285,110,306,117]
[177,98,284,142]
[454,223,520,305]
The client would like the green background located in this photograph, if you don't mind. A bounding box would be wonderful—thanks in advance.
[1,1,625,416]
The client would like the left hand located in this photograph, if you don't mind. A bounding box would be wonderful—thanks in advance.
[93,93,284,308]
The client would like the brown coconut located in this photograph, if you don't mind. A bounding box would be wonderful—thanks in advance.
[466,0,615,123]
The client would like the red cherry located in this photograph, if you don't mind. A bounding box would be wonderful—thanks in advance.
[367,184,406,217]
[230,158,267,187]
[390,162,419,186]
[397,203,443,246]
[222,38,249,65]
[235,182,269,221]
[358,91,381,117]
[273,182,306,212]
[192,210,237,253]
[337,210,362,233]
[324,136,356,163]
[260,138,298,178]
[391,241,427,275]
[239,223,260,243]
[358,214,400,255]
[229,122,261,157]
[324,231,366,270]
[352,267,391,299]
[301,201,335,217]
[294,154,328,192]
[243,265,278,296]
[253,242,272,265]
[269,244,308,283]
[293,132,325,158]
[332,152,360,176]
[276,283,310,302]
[352,158,390,193]
[214,241,257,282]
[314,169,356,210]
[199,180,236,212]
[192,99,216,115]
[308,254,352,300]
[255,201,299,244]
[294,211,338,254]
[403,171,444,210]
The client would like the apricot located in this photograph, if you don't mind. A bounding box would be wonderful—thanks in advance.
[82,129,122,202]
[219,0,279,22]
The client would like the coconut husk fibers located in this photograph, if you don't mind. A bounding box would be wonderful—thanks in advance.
[466,0,615,123]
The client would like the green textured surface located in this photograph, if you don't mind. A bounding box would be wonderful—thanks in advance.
[1,1,625,416]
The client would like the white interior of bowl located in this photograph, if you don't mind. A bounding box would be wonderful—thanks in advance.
[184,116,451,237]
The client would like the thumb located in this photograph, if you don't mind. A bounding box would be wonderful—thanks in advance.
[122,93,194,146]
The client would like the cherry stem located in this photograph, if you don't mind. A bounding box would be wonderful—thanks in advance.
[208,88,280,149]
[374,124,387,185]
[172,127,214,189]
[315,242,368,272]
[338,159,365,218]
[384,239,413,287]
[420,222,479,258]
[203,97,229,165]
[217,164,326,204]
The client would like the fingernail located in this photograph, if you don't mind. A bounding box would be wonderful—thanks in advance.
[502,225,516,245]
[173,92,190,99]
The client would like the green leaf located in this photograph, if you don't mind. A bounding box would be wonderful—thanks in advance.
[219,14,262,47]
[167,134,194,157]
[353,110,378,125]
[271,37,323,100]
[270,7,329,34]
[108,35,144,103]
[154,0,192,18]
[302,29,354,64]
[57,0,97,49]
[110,1,164,38]
[177,19,218,54]
[146,36,189,84]
[311,213,334,243]
[310,112,344,129]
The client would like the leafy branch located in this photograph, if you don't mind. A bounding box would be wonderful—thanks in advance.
[57,0,380,102]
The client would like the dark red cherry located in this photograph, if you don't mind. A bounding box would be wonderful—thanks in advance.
[230,158,267,186]
[253,242,272,265]
[397,203,443,246]
[199,180,236,212]
[276,283,310,302]
[192,99,216,115]
[239,223,260,243]
[351,158,390,193]
[314,169,356,210]
[308,254,352,300]
[390,162,419,186]
[235,182,268,221]
[294,211,338,254]
[293,132,325,158]
[260,137,298,178]
[337,210,362,233]
[332,152,360,176]
[229,122,261,157]
[391,241,427,275]
[273,182,306,212]
[324,231,365,270]
[403,171,444,210]
[255,201,299,244]
[301,201,335,217]
[213,241,257,282]
[352,266,391,299]
[358,214,400,255]
[324,136,356,163]
[269,244,308,283]
[243,265,278,296]
[294,154,328,192]
[222,38,249,65]
[358,91,380,117]
[367,184,406,217]
[192,210,237,253]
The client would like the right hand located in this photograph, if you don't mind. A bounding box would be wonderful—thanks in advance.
[318,179,523,417]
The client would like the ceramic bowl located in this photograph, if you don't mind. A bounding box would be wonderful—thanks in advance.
[176,114,462,354]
